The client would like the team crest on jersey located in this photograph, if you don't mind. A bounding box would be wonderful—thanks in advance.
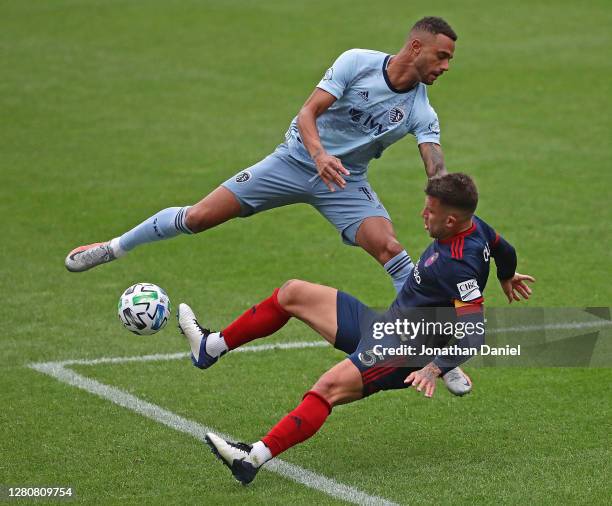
[388,107,405,124]
[323,67,333,81]
[428,118,440,134]
[235,171,251,183]
[457,279,482,302]
[424,252,439,267]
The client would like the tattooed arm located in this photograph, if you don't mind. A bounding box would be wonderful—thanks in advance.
[418,142,447,179]
[404,362,442,398]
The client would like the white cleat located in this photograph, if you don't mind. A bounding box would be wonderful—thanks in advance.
[65,241,118,272]
[443,367,472,396]
[204,433,260,485]
[177,303,222,369]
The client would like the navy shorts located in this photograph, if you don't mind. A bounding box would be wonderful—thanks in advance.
[335,291,420,397]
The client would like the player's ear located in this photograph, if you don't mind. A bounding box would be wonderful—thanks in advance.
[409,38,422,55]
[446,213,457,229]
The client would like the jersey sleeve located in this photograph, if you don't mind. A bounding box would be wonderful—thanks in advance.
[433,299,485,372]
[443,263,484,304]
[475,216,517,280]
[411,89,441,145]
[316,49,359,100]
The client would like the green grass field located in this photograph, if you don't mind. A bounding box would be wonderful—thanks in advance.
[1,0,611,504]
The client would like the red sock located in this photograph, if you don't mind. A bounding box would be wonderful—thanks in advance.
[262,391,332,457]
[222,288,291,350]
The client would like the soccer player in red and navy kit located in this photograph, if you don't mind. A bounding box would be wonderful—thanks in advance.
[177,173,535,484]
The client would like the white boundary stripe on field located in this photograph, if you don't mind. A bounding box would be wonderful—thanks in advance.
[491,320,611,334]
[44,319,612,368]
[54,340,328,367]
[26,318,610,503]
[29,341,398,506]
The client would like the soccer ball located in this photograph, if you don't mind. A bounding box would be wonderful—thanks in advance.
[118,283,171,335]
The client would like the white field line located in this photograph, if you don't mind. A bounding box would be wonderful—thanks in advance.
[53,340,328,367]
[490,320,611,334]
[26,318,610,502]
[39,319,611,368]
[29,341,398,506]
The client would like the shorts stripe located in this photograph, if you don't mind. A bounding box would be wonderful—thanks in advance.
[361,357,405,379]
[363,367,399,385]
[361,357,406,384]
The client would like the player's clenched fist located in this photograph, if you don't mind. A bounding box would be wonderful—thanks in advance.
[313,151,351,192]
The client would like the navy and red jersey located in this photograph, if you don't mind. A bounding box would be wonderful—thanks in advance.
[389,215,517,316]
[386,215,517,371]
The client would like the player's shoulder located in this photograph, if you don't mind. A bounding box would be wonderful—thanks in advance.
[438,223,488,271]
[472,215,499,245]
[409,83,436,121]
[438,248,479,276]
[337,48,386,66]
[345,48,386,58]
[415,82,429,96]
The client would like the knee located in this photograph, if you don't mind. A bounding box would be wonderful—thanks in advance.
[277,279,307,311]
[378,237,403,264]
[185,205,206,233]
[311,376,338,407]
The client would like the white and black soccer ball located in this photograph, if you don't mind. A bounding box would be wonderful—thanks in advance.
[118,283,171,335]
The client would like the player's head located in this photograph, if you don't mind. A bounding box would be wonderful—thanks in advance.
[422,173,478,239]
[407,17,457,85]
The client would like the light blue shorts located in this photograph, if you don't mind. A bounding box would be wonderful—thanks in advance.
[221,145,391,246]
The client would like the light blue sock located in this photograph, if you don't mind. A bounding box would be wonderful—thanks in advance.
[118,206,193,252]
[384,250,414,293]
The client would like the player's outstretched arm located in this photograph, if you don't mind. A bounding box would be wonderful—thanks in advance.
[489,233,536,303]
[405,300,486,398]
[297,89,350,192]
[418,142,447,179]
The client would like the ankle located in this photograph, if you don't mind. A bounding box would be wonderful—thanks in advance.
[109,237,126,258]
[247,441,272,468]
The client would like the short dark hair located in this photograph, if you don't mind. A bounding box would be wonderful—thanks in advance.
[425,173,478,214]
[411,16,457,42]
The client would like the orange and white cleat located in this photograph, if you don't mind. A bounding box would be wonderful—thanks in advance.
[64,239,121,272]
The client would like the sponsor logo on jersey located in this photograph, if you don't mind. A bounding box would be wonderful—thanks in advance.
[413,262,422,284]
[323,67,333,80]
[349,107,365,122]
[428,118,440,134]
[424,251,439,267]
[235,171,251,183]
[348,107,389,136]
[457,279,482,302]
[483,243,491,262]
[388,106,405,123]
[356,90,369,101]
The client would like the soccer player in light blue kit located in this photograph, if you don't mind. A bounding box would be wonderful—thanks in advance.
[66,17,474,393]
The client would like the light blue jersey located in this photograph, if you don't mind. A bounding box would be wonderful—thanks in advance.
[284,49,441,177]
